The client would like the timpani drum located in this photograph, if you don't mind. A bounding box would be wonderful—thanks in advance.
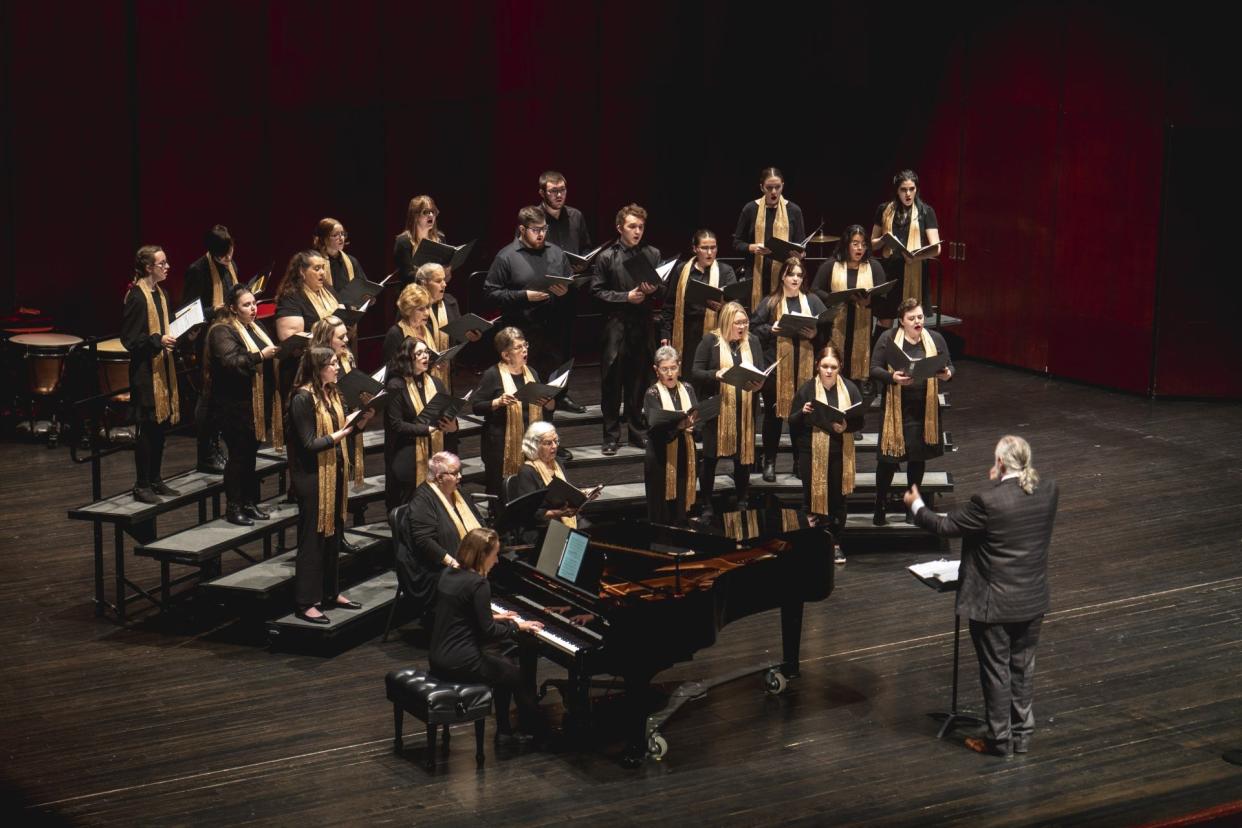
[10,332,83,396]
[96,337,131,402]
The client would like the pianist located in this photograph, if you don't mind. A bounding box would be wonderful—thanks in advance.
[430,528,546,745]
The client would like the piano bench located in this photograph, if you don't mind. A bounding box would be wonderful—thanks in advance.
[385,668,493,771]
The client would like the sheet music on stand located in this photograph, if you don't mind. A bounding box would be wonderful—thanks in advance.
[908,558,960,593]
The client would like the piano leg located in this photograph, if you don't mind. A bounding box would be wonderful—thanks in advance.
[780,600,805,678]
[622,671,657,768]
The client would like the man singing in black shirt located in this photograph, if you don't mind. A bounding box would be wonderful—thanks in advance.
[537,171,591,413]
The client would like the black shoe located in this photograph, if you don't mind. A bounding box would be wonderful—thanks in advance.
[556,447,574,464]
[559,396,587,414]
[151,481,181,497]
[872,501,888,526]
[627,433,648,450]
[904,511,915,525]
[601,442,618,456]
[762,461,776,483]
[196,461,225,475]
[295,609,331,625]
[226,505,254,526]
[494,731,535,747]
[133,486,160,505]
[323,598,362,611]
[833,545,847,565]
[341,539,362,555]
[243,503,270,520]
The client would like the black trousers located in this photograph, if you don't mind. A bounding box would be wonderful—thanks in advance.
[799,449,846,531]
[219,407,259,506]
[601,352,652,445]
[701,455,750,509]
[760,379,786,467]
[133,413,167,488]
[438,639,540,734]
[969,615,1044,744]
[294,481,344,610]
[875,458,925,505]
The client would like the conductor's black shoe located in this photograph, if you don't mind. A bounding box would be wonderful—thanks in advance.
[226,505,254,526]
[151,481,181,497]
[556,447,574,464]
[133,486,160,505]
[243,503,271,520]
[559,396,587,414]
[762,461,777,483]
[295,609,331,625]
[601,441,618,456]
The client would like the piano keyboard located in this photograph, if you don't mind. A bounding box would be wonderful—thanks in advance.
[492,600,584,655]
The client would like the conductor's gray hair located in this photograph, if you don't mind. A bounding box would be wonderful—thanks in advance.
[428,451,460,479]
[653,345,680,365]
[996,435,1039,494]
[521,420,557,460]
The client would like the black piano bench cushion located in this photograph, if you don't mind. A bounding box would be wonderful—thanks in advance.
[386,668,494,725]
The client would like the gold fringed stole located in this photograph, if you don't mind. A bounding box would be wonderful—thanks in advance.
[429,303,450,387]
[229,319,274,440]
[135,281,181,425]
[656,382,697,512]
[333,252,355,285]
[716,335,755,464]
[528,458,578,530]
[751,197,789,308]
[303,284,339,322]
[879,327,939,458]
[881,202,923,305]
[672,260,720,357]
[828,261,874,379]
[772,292,813,418]
[499,363,541,477]
[206,255,238,310]
[429,481,481,543]
[310,388,350,534]
[810,376,855,514]
[405,373,444,488]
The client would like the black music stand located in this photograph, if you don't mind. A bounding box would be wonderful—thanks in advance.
[908,560,982,739]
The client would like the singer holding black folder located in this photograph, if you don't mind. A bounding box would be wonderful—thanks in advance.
[471,327,554,497]
[870,299,953,526]
[123,245,182,504]
[383,336,455,510]
[733,166,806,309]
[382,283,433,367]
[643,346,699,526]
[310,316,366,495]
[750,256,826,482]
[511,422,588,546]
[313,217,368,294]
[205,284,278,526]
[870,170,940,317]
[787,344,863,561]
[182,224,238,474]
[393,195,447,286]
[274,250,339,423]
[285,347,374,624]
[812,225,886,386]
[692,302,765,520]
[661,229,737,366]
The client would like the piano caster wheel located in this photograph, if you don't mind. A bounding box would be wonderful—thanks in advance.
[647,733,668,761]
[764,668,788,696]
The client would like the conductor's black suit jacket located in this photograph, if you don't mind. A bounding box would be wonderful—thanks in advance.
[915,477,1058,623]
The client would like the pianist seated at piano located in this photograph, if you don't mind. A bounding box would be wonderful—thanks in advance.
[430,528,547,746]
[510,421,591,546]
[642,345,699,526]
[401,451,481,619]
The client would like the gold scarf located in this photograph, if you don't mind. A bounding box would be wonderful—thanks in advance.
[657,382,697,512]
[828,261,874,379]
[135,281,181,425]
[397,320,425,343]
[772,292,813,418]
[672,260,720,357]
[406,373,445,488]
[528,458,577,530]
[309,387,350,534]
[206,255,238,310]
[302,284,338,321]
[428,303,451,388]
[499,363,541,477]
[333,252,355,285]
[229,318,274,440]
[880,327,940,458]
[429,480,481,541]
[881,202,923,305]
[716,335,755,464]
[751,197,789,307]
[811,376,856,514]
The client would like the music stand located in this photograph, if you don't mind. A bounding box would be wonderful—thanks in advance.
[908,560,982,739]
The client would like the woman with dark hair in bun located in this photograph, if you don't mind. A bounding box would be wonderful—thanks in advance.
[811,224,887,387]
[732,166,806,310]
[870,170,941,320]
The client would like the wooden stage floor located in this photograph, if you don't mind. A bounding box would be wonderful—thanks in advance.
[2,361,1241,827]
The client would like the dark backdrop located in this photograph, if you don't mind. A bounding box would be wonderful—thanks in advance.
[1,1,1237,397]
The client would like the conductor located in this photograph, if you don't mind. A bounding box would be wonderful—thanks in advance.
[904,435,1058,757]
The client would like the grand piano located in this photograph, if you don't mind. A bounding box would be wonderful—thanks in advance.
[489,505,835,765]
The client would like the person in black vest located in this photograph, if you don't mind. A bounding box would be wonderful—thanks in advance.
[591,203,664,455]
[430,527,546,744]
[905,436,1058,757]
[183,225,239,473]
[204,283,278,525]
[122,245,181,504]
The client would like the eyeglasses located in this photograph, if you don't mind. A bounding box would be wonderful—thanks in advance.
[330,232,347,240]
[440,469,463,479]
[420,209,438,217]
[539,437,560,445]
[154,261,171,269]
[524,225,548,235]
[544,186,567,195]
